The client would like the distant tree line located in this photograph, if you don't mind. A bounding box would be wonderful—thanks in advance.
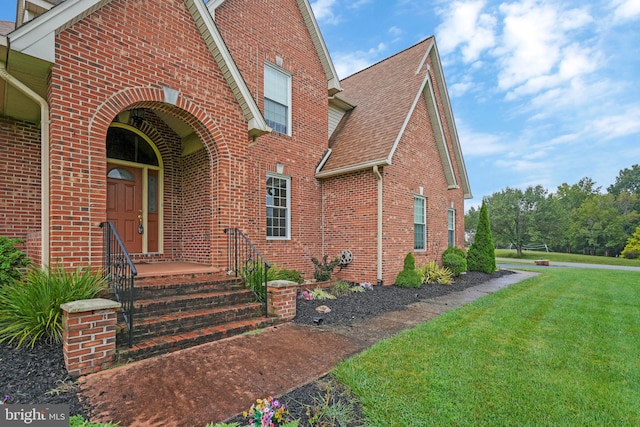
[465,164,640,257]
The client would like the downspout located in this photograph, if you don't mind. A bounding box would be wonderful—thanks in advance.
[0,62,50,268]
[373,165,383,285]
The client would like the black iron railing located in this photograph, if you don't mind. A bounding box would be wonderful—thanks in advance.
[100,221,137,348]
[224,228,271,314]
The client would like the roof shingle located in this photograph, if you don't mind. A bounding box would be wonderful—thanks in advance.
[321,37,434,174]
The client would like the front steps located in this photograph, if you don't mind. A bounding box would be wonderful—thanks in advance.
[114,273,277,362]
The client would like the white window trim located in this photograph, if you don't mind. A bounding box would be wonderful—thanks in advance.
[414,195,427,251]
[264,62,292,136]
[266,172,291,240]
[448,208,456,247]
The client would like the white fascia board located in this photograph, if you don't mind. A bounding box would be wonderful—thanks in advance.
[315,158,390,179]
[297,0,342,94]
[9,0,105,63]
[429,41,472,199]
[188,0,270,136]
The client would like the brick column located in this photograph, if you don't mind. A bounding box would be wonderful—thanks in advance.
[267,280,299,321]
[60,298,121,377]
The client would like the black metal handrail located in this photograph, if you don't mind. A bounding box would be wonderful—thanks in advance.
[100,221,137,348]
[224,228,271,314]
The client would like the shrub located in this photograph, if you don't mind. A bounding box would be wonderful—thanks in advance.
[394,252,422,288]
[467,200,496,273]
[0,237,30,287]
[311,255,341,282]
[0,265,106,348]
[442,246,467,260]
[622,225,640,259]
[309,288,336,300]
[418,261,453,285]
[272,267,305,284]
[442,252,467,277]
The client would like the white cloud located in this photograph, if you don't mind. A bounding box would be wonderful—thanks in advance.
[311,0,339,23]
[332,43,387,78]
[612,0,640,21]
[495,1,593,94]
[589,106,640,140]
[436,0,497,63]
[457,123,507,156]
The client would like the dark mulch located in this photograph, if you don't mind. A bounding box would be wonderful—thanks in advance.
[0,270,513,426]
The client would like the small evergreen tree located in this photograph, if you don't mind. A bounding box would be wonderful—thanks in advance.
[621,224,640,259]
[467,200,496,273]
[395,252,422,288]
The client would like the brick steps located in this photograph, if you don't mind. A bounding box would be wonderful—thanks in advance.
[116,317,278,362]
[113,272,275,362]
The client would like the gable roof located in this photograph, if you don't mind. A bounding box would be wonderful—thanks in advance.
[316,38,471,199]
[207,0,342,96]
[1,0,270,137]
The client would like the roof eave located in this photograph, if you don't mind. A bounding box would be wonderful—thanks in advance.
[185,0,271,138]
[315,158,390,179]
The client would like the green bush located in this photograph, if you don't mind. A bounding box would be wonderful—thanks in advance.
[442,252,467,276]
[418,261,453,285]
[311,255,341,282]
[621,225,640,259]
[467,200,496,273]
[0,237,30,287]
[442,246,467,260]
[394,253,422,288]
[0,265,106,348]
[273,267,305,284]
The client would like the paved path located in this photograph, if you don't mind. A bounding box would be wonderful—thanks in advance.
[79,270,536,427]
[497,257,640,272]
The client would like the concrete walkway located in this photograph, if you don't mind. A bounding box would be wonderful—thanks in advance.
[78,270,536,427]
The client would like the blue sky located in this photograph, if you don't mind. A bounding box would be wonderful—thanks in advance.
[2,1,639,210]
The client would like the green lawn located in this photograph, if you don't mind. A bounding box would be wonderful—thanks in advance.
[495,249,640,267]
[334,269,640,426]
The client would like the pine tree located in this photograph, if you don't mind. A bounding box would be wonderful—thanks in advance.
[467,200,496,273]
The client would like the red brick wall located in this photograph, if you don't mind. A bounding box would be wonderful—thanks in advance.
[215,0,328,279]
[322,170,379,284]
[0,117,41,249]
[382,96,465,280]
[47,0,247,268]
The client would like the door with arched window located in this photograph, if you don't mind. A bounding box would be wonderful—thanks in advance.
[106,124,162,254]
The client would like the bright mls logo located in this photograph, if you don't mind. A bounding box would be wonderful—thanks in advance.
[2,405,68,426]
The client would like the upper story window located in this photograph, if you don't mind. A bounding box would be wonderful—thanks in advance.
[264,63,291,135]
[266,173,291,239]
[414,196,427,251]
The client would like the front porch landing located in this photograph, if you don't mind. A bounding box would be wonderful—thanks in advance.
[133,261,223,278]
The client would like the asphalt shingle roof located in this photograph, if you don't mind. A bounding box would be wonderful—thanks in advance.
[322,37,434,173]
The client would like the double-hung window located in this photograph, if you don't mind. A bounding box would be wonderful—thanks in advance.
[448,208,456,247]
[266,173,291,239]
[264,63,291,135]
[414,196,427,251]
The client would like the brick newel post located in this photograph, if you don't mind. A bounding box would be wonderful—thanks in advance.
[267,280,298,321]
[60,299,121,377]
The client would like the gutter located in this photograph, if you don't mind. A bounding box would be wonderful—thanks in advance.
[0,62,50,268]
[373,165,383,284]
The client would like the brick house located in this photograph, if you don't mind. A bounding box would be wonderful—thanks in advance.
[0,0,471,287]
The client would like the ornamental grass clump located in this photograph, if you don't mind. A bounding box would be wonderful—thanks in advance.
[418,261,453,285]
[0,265,106,348]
